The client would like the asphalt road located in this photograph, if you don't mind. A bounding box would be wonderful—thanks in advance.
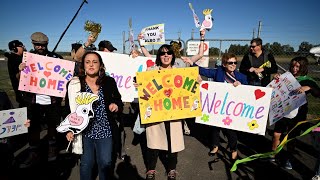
[7,108,319,180]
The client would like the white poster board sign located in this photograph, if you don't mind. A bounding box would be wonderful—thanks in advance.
[0,107,28,138]
[140,24,165,45]
[195,81,272,135]
[267,72,307,125]
[187,41,209,56]
[97,52,156,102]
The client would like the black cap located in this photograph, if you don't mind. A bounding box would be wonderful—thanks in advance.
[8,40,24,51]
[98,40,117,52]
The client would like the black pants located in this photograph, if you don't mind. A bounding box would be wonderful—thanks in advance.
[28,103,61,147]
[147,121,178,172]
[210,126,237,151]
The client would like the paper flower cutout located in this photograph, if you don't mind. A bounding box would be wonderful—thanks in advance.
[248,120,259,130]
[222,116,232,126]
[201,114,209,122]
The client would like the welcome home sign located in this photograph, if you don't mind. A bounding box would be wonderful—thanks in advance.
[18,52,75,97]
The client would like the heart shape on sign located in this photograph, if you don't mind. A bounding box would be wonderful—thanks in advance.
[201,83,208,90]
[69,112,84,126]
[164,88,173,97]
[254,89,266,100]
[146,60,155,68]
[44,71,51,78]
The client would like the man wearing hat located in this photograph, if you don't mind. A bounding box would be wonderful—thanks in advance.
[4,40,26,107]
[18,32,63,168]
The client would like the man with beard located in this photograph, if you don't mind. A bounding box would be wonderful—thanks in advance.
[18,32,63,168]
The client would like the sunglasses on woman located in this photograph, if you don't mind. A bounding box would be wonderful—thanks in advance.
[159,51,173,56]
[226,61,237,65]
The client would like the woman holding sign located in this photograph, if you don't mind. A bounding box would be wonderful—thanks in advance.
[65,51,123,180]
[183,53,248,161]
[270,57,320,170]
[137,44,184,180]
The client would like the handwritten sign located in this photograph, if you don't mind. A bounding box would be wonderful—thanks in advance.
[140,24,165,45]
[97,52,156,102]
[136,67,201,124]
[267,72,307,125]
[57,92,98,134]
[187,41,209,56]
[19,52,75,97]
[195,81,272,135]
[0,107,28,138]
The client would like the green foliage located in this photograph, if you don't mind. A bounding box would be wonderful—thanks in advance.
[209,47,220,56]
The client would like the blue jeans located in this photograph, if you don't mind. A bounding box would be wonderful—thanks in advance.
[80,136,113,180]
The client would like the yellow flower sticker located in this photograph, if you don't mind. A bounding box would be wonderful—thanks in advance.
[248,120,259,130]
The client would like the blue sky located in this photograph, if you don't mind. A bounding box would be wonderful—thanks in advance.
[1,0,319,53]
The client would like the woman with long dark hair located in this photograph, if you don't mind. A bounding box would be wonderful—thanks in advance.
[65,51,123,180]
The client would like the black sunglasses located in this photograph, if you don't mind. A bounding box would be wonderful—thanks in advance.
[226,61,237,65]
[159,51,173,56]
[250,45,257,48]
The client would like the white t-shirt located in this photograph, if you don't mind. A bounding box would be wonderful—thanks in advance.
[36,94,51,105]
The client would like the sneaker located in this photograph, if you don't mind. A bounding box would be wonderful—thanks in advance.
[312,175,320,180]
[284,160,293,170]
[167,170,177,180]
[146,170,156,180]
[19,151,40,168]
[48,145,58,161]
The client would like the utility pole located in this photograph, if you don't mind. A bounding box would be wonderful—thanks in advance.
[53,0,88,52]
[257,21,262,38]
[122,31,125,54]
[191,29,195,40]
[178,31,181,41]
[252,28,255,39]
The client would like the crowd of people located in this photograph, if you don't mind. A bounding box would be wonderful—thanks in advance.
[1,30,320,180]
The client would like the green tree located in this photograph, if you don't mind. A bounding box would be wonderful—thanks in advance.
[270,42,283,55]
[209,47,220,56]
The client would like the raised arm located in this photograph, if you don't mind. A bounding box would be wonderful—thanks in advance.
[189,29,206,62]
[74,34,97,61]
[137,33,152,58]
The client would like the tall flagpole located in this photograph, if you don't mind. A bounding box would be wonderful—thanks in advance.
[53,0,88,52]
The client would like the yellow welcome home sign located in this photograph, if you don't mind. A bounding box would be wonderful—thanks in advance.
[136,67,201,124]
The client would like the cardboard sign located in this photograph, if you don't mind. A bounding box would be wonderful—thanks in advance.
[0,107,28,138]
[56,92,98,134]
[195,81,272,135]
[136,67,201,124]
[267,72,307,125]
[19,52,75,97]
[187,41,209,56]
[140,24,165,45]
[97,52,156,102]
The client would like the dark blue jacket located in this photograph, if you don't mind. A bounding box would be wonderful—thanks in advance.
[195,65,248,85]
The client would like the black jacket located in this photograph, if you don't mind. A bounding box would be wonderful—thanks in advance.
[5,52,23,104]
[65,76,124,154]
[240,50,278,87]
